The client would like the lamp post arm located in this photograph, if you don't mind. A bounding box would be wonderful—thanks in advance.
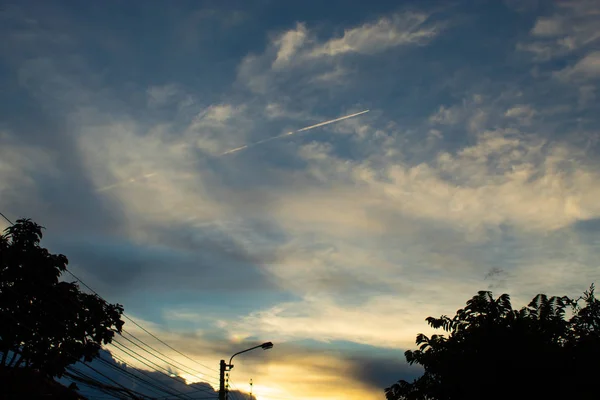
[228,344,264,367]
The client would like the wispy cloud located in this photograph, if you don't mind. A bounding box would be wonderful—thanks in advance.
[146,84,185,108]
[272,22,309,69]
[554,51,600,81]
[0,130,58,211]
[238,9,446,95]
[518,0,600,61]
[309,12,440,58]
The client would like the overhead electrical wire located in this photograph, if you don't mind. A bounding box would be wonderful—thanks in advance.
[0,211,13,225]
[0,209,215,380]
[95,356,186,399]
[108,341,197,399]
[1,211,239,399]
[63,268,220,375]
[109,341,216,398]
[119,331,220,386]
[0,248,206,400]
[227,380,243,400]
[111,352,200,399]
[64,366,125,399]
[66,364,154,400]
[0,287,152,400]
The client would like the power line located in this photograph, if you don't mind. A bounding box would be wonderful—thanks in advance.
[63,367,123,399]
[182,386,221,399]
[2,213,219,377]
[2,213,223,398]
[110,345,218,400]
[186,396,218,400]
[110,352,195,399]
[121,313,220,374]
[111,351,214,399]
[228,384,242,400]
[0,265,172,399]
[228,380,247,400]
[1,265,166,396]
[121,329,220,384]
[77,360,149,399]
[66,365,150,400]
[0,211,13,225]
[98,348,203,400]
[110,340,217,399]
[109,340,195,399]
[96,356,182,399]
[63,268,220,376]
[119,330,220,386]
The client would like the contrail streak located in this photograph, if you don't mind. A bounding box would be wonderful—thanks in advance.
[220,109,369,155]
[96,110,369,191]
[96,173,157,192]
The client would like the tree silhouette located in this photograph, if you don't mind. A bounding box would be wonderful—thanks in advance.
[0,219,124,378]
[386,286,600,400]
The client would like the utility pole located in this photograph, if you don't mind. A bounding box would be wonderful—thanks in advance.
[219,360,227,400]
[220,342,273,400]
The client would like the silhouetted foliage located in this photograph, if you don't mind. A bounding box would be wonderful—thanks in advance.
[386,286,600,400]
[0,367,86,399]
[0,219,124,378]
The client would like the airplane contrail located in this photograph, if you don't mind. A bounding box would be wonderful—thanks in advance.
[96,173,158,192]
[220,109,369,155]
[96,109,370,192]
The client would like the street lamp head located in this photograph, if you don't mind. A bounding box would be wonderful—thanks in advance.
[261,342,274,350]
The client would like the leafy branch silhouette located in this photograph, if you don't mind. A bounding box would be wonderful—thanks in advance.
[386,285,600,400]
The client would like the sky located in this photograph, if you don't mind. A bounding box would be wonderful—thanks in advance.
[1,0,600,399]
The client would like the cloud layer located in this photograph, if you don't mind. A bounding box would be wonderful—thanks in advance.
[2,1,600,399]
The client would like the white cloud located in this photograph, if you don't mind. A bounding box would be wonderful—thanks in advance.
[238,10,444,94]
[428,95,489,131]
[555,51,600,81]
[429,105,461,125]
[184,103,253,154]
[505,104,536,124]
[274,128,600,238]
[146,84,182,108]
[505,105,532,117]
[309,12,439,58]
[531,17,564,37]
[194,104,237,123]
[272,23,308,69]
[310,65,348,84]
[226,124,600,348]
[0,130,57,208]
[78,121,223,224]
[233,292,458,348]
[518,0,600,61]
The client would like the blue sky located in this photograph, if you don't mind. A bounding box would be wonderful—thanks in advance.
[1,0,600,398]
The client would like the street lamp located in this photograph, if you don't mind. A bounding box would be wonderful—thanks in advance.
[219,342,273,400]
